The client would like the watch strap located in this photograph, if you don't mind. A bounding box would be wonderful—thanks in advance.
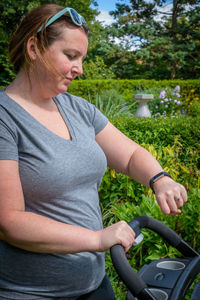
[149,171,172,193]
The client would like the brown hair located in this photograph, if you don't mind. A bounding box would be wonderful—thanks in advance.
[9,4,89,74]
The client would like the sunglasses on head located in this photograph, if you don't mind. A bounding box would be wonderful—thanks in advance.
[37,7,86,33]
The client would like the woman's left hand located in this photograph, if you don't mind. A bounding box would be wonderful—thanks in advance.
[153,176,187,215]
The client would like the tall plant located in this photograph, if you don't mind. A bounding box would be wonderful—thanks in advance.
[88,89,136,117]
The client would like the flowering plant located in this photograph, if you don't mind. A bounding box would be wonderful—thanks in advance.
[149,86,182,117]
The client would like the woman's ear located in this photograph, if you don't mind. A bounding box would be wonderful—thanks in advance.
[26,36,37,61]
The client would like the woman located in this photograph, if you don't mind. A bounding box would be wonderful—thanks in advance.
[0,4,187,300]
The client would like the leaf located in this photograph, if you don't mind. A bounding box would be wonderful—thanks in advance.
[110,169,116,178]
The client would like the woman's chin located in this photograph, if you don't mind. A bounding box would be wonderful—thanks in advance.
[56,86,68,95]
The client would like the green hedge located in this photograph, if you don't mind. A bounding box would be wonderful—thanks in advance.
[68,79,200,107]
[111,115,199,150]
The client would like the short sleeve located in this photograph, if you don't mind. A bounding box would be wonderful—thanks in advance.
[88,103,108,135]
[0,120,18,161]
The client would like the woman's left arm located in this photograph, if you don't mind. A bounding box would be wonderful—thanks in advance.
[96,122,187,215]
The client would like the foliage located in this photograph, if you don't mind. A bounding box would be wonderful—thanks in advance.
[111,115,200,154]
[99,115,200,299]
[81,56,115,80]
[88,89,136,117]
[184,88,200,114]
[139,85,183,117]
[88,34,139,79]
[1,1,200,81]
[107,0,200,79]
[187,101,200,117]
[105,188,200,299]
[100,134,199,215]
[68,79,200,112]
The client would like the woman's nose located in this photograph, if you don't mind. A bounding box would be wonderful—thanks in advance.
[72,60,83,76]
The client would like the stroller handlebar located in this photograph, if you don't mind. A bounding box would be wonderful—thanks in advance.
[110,216,199,299]
[128,216,198,257]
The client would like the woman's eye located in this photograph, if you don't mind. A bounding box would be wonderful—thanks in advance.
[67,54,75,60]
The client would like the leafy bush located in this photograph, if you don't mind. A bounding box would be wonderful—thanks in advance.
[80,56,115,80]
[138,85,183,117]
[110,116,199,152]
[99,115,200,299]
[187,101,200,117]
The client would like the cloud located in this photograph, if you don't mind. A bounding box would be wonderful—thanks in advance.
[96,10,114,26]
[156,3,173,22]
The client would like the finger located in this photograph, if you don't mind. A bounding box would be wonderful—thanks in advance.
[175,184,187,204]
[180,185,187,203]
[169,208,181,216]
[119,221,136,239]
[174,195,184,207]
[124,238,135,253]
[158,196,181,215]
[128,226,136,238]
[157,190,179,214]
[124,230,135,252]
[156,195,171,214]
[167,196,179,213]
[168,194,184,214]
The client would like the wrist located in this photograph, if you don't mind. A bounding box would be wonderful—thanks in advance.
[93,229,105,252]
[149,171,172,193]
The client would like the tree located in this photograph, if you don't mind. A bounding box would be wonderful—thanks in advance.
[81,56,115,79]
[85,18,139,79]
[108,0,200,79]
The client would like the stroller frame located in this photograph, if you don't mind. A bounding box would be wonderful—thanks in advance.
[110,216,200,300]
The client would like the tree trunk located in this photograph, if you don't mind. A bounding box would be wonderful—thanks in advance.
[170,0,178,78]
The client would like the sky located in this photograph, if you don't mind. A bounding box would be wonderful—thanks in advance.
[92,0,117,25]
[93,0,173,25]
[96,0,118,11]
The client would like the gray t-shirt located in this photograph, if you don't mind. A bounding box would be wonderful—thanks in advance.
[0,89,108,298]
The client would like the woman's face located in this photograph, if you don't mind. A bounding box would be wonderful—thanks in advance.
[35,26,88,96]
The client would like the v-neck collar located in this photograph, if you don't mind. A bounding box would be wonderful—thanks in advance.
[0,89,77,144]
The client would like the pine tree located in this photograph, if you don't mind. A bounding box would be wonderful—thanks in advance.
[108,0,200,79]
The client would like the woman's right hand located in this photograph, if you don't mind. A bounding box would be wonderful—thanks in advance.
[97,221,135,253]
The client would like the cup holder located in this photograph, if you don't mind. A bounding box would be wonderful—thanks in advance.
[149,288,168,300]
[156,260,185,270]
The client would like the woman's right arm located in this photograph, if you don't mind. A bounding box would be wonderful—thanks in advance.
[0,160,135,254]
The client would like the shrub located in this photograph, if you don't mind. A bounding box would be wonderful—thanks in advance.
[80,56,115,80]
[110,116,199,151]
[68,79,200,111]
[139,85,183,117]
[187,101,200,117]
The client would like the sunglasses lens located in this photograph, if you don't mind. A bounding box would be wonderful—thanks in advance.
[70,8,82,25]
[81,16,86,24]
